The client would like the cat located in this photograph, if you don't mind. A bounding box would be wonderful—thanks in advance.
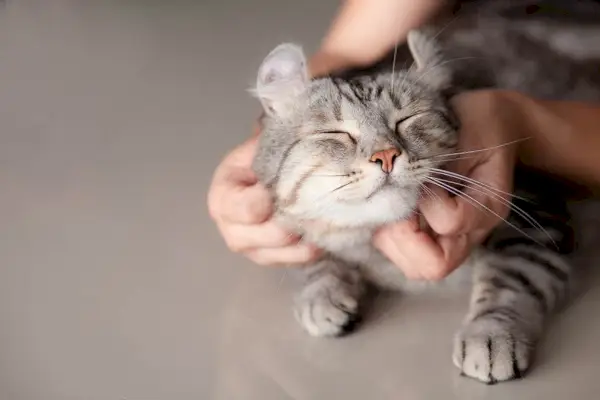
[248,0,600,384]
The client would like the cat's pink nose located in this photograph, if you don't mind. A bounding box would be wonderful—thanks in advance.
[369,148,401,173]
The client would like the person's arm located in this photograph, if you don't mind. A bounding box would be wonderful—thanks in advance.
[509,91,600,188]
[309,0,450,77]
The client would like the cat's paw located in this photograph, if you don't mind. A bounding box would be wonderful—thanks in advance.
[453,319,533,384]
[294,281,361,338]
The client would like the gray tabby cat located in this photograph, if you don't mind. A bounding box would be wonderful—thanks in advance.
[249,1,600,384]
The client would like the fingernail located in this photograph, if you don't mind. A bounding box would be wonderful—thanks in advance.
[306,245,324,260]
[288,232,305,244]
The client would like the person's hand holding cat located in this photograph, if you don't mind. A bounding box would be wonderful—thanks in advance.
[374,90,522,280]
[208,123,321,267]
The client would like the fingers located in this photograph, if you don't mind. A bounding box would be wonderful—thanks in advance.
[246,244,322,267]
[373,219,446,281]
[421,156,512,237]
[224,134,261,169]
[436,233,471,274]
[208,134,323,267]
[423,90,516,239]
[208,137,273,225]
[219,175,274,224]
[373,91,520,281]
[419,182,487,236]
[219,220,300,253]
[218,218,321,267]
[374,218,473,281]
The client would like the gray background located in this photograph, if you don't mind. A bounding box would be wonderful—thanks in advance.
[1,1,599,399]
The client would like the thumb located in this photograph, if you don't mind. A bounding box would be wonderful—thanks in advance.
[419,182,484,237]
[224,135,260,169]
[420,149,494,236]
[209,136,273,224]
[218,166,274,224]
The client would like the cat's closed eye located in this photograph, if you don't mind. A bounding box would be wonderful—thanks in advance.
[394,112,429,132]
[395,110,453,134]
[316,130,357,144]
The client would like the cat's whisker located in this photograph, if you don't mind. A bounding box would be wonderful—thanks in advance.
[414,57,481,84]
[429,154,479,162]
[413,154,479,168]
[312,174,352,178]
[426,177,545,247]
[429,168,533,203]
[399,10,459,95]
[276,270,288,294]
[432,13,460,41]
[430,176,556,246]
[429,176,513,202]
[429,137,531,159]
[420,183,442,204]
[400,60,416,89]
[390,22,401,89]
[331,180,356,192]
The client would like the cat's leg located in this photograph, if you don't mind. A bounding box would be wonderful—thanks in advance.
[293,257,365,337]
[453,171,577,384]
[453,234,574,384]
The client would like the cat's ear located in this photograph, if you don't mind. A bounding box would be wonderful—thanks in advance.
[407,29,452,90]
[252,43,309,117]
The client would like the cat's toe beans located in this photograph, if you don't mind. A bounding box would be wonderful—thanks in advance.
[330,292,358,315]
[295,289,361,338]
[341,313,361,333]
[453,323,532,384]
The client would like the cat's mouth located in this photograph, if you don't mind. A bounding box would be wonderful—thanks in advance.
[364,168,429,203]
[365,176,391,200]
[366,175,414,201]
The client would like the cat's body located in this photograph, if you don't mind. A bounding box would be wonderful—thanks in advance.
[250,0,600,384]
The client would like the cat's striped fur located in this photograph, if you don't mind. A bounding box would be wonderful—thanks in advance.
[250,1,600,384]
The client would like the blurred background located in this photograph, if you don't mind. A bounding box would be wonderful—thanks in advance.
[1,1,600,399]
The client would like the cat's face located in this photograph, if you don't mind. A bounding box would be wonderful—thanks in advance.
[252,31,458,229]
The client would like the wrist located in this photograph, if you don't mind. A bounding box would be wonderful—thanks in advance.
[495,89,532,142]
[493,90,557,168]
[487,90,596,188]
[451,88,529,145]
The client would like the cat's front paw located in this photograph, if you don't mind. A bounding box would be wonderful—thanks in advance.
[294,280,361,338]
[453,319,533,384]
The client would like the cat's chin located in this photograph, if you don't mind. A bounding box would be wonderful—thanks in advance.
[302,188,418,229]
[361,185,419,224]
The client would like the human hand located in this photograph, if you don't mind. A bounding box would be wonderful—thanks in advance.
[208,48,364,267]
[207,123,321,267]
[374,90,524,280]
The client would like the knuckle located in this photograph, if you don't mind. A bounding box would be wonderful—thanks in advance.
[298,247,318,263]
[438,221,461,236]
[429,212,462,236]
[239,198,264,224]
[222,231,246,253]
[207,170,229,219]
[276,230,298,246]
[498,204,511,219]
[426,263,451,281]
[246,251,263,265]
[207,192,221,221]
[225,238,243,253]
[248,251,276,267]
[236,204,252,224]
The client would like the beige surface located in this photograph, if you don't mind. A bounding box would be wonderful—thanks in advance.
[1,1,600,399]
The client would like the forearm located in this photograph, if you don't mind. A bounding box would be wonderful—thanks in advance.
[507,91,600,187]
[309,0,450,77]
